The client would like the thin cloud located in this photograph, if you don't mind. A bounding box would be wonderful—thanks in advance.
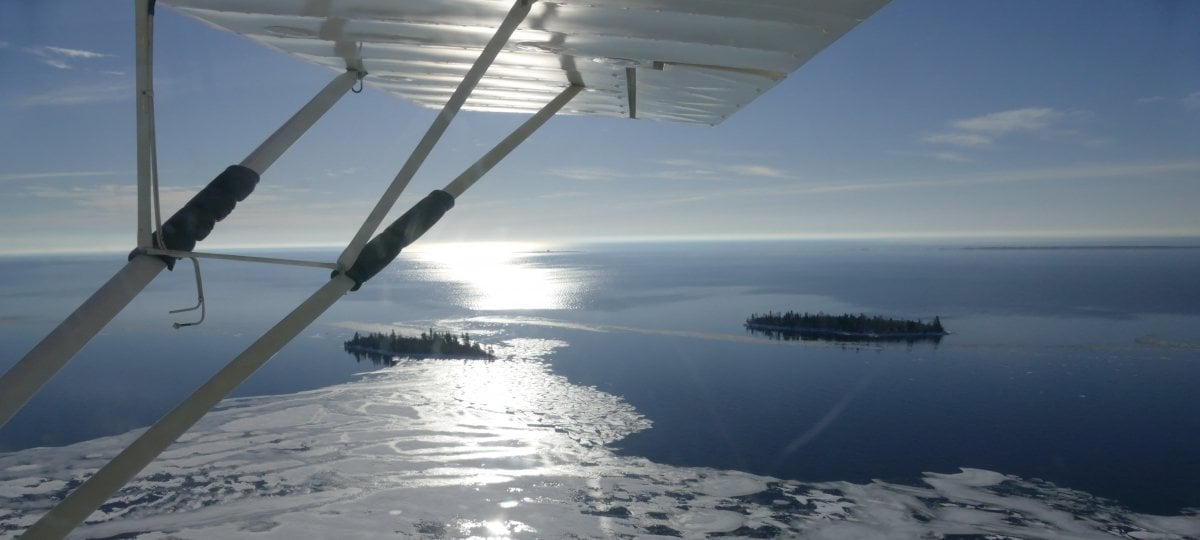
[1140,91,1200,111]
[932,152,971,163]
[21,82,131,106]
[920,132,993,148]
[951,107,1063,134]
[546,167,628,182]
[536,191,591,200]
[0,170,127,182]
[648,159,795,181]
[44,46,108,59]
[782,159,1200,196]
[648,158,720,180]
[649,167,722,181]
[38,57,72,70]
[26,184,192,215]
[724,165,789,178]
[549,159,794,183]
[657,159,701,167]
[24,45,111,70]
[19,184,341,235]
[322,167,359,178]
[887,149,973,163]
[661,159,1200,207]
[1184,91,1200,110]
[920,106,1094,156]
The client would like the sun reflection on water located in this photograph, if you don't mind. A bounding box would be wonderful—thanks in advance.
[454,518,536,539]
[409,242,587,311]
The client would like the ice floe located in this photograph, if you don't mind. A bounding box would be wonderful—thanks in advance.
[2,338,1198,539]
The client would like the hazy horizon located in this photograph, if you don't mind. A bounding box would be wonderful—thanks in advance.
[5,231,1200,258]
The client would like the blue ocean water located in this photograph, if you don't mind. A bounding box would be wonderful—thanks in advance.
[1,240,1198,515]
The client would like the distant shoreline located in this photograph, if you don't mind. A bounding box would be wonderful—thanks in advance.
[955,245,1200,251]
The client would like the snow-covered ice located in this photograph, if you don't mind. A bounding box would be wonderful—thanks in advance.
[2,338,1197,538]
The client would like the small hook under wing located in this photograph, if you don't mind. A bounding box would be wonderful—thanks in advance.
[169,256,206,329]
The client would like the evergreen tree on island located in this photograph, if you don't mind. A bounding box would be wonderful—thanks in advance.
[745,311,947,343]
[345,329,495,360]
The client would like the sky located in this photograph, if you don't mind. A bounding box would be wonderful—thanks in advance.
[1,0,1198,255]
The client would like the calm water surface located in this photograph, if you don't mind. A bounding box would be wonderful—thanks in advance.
[1,240,1198,514]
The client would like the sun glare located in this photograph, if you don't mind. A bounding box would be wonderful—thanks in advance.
[409,242,585,311]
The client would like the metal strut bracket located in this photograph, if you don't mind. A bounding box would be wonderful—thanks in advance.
[170,256,206,328]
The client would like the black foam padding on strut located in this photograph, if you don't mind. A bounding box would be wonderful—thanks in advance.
[340,190,455,291]
[129,164,259,269]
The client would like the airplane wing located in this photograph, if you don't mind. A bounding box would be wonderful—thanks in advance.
[161,0,889,125]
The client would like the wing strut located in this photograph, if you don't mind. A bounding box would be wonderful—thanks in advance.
[0,4,360,433]
[22,1,573,536]
[336,0,536,272]
[24,81,582,540]
[135,0,155,248]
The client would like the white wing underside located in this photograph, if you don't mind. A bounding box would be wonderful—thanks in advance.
[162,0,889,126]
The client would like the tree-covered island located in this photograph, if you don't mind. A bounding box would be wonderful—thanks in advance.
[745,311,947,343]
[344,329,495,365]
